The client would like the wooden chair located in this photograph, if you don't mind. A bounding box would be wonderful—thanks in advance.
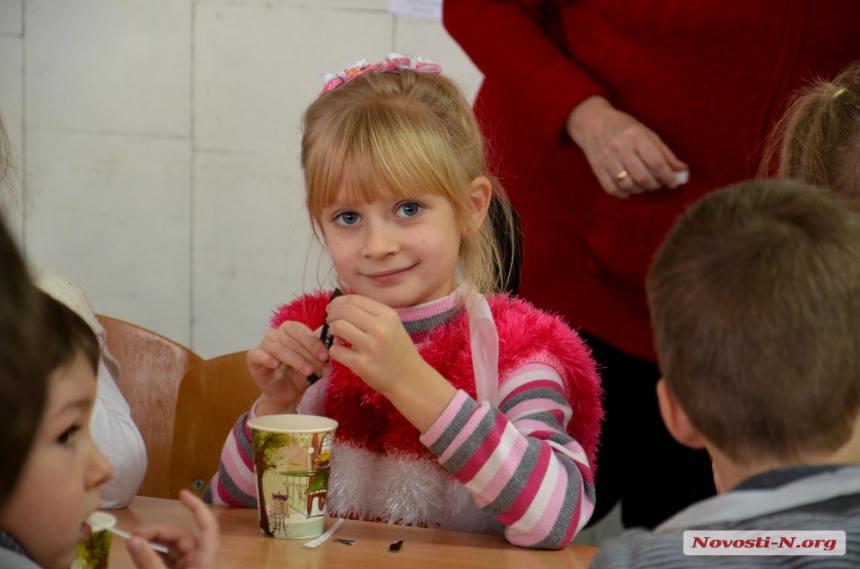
[170,351,260,498]
[96,315,203,499]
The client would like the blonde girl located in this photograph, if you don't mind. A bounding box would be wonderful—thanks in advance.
[760,61,860,200]
[205,55,603,549]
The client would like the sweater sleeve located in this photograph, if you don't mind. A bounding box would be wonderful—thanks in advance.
[420,362,595,549]
[90,357,148,509]
[442,0,607,138]
[203,405,259,508]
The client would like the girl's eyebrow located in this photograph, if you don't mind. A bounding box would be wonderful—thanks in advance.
[51,397,93,419]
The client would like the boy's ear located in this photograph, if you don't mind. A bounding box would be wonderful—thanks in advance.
[656,378,708,449]
[462,176,493,236]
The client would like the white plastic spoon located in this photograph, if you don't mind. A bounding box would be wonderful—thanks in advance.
[87,512,170,554]
[302,518,345,549]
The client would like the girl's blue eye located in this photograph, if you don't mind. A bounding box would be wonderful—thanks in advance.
[397,202,422,217]
[335,211,361,226]
[58,425,81,446]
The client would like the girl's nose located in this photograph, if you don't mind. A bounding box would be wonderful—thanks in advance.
[362,220,398,258]
[85,434,115,489]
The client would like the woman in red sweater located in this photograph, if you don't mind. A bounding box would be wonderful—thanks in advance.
[444,0,860,528]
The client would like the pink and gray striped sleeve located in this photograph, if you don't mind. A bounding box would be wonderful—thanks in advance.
[420,362,595,549]
[203,408,258,508]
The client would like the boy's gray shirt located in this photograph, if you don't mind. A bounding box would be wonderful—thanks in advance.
[588,465,860,568]
[0,532,40,569]
[0,549,41,569]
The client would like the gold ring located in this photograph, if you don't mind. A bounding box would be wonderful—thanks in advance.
[615,169,629,182]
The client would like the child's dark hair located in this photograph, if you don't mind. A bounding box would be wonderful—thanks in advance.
[760,61,860,201]
[0,219,48,507]
[40,291,100,376]
[648,179,860,464]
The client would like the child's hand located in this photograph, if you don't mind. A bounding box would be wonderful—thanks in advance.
[247,320,333,415]
[126,490,219,569]
[325,294,425,394]
[326,294,457,433]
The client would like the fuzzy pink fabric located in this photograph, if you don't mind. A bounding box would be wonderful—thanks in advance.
[271,291,603,466]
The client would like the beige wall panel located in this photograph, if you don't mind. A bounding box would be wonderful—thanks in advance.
[192,151,331,358]
[194,3,392,154]
[0,0,23,37]
[24,0,191,136]
[194,0,387,9]
[24,129,191,345]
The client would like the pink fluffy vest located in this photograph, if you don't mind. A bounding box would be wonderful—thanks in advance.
[271,291,603,529]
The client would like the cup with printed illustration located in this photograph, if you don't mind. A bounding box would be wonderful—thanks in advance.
[247,414,338,539]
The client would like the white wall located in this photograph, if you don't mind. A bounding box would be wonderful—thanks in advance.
[0,0,482,358]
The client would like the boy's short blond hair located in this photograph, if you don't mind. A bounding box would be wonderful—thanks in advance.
[648,179,860,463]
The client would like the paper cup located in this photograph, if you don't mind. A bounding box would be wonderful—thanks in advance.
[247,414,338,539]
[73,512,114,569]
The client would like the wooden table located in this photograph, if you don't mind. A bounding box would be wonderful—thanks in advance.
[109,497,597,569]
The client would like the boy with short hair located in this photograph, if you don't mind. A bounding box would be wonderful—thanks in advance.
[589,179,860,568]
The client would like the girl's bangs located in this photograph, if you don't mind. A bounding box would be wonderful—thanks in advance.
[307,103,461,218]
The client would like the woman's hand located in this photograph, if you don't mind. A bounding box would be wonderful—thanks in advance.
[566,95,688,199]
[126,490,219,569]
[325,294,456,432]
[246,320,334,416]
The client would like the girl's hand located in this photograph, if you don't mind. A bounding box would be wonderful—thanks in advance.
[247,321,333,416]
[325,294,457,433]
[566,95,688,198]
[127,490,219,569]
[325,294,424,395]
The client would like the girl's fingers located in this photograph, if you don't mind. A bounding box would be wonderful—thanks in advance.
[327,343,356,372]
[129,494,219,569]
[252,324,329,378]
[179,490,219,568]
[277,322,331,366]
[260,336,320,376]
[326,317,368,351]
[247,348,279,371]
[127,538,167,569]
[132,524,191,543]
[326,303,381,337]
[327,293,386,317]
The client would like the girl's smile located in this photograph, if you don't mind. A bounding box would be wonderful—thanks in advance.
[363,264,417,284]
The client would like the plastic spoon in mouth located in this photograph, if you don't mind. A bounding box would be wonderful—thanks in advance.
[87,512,170,554]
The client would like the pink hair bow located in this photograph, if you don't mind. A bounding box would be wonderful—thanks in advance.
[320,53,442,95]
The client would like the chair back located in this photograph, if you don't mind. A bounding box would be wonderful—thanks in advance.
[170,351,260,497]
[96,315,203,498]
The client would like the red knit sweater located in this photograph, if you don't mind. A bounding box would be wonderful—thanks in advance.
[444,0,860,360]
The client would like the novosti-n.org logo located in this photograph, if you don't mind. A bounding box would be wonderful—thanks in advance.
[683,531,846,556]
